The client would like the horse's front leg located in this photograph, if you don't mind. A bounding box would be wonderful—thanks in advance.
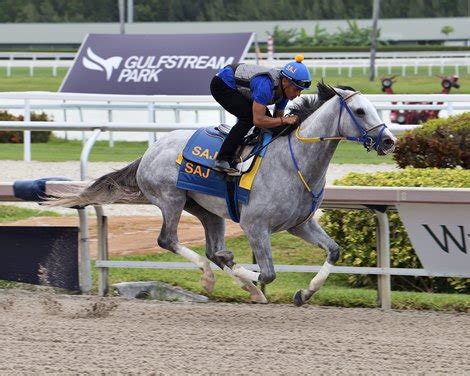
[185,200,267,303]
[215,224,276,304]
[288,217,341,306]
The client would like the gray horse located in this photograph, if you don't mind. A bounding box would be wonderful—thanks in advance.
[53,83,396,306]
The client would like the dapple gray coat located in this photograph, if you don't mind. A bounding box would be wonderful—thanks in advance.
[52,84,396,305]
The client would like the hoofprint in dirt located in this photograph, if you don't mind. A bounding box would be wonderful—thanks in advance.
[0,289,468,375]
[0,160,398,216]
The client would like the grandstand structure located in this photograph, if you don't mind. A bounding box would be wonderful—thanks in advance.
[0,17,469,50]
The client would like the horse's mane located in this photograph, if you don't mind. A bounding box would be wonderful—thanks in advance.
[289,82,356,124]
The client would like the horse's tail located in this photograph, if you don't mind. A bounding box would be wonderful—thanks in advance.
[48,158,143,207]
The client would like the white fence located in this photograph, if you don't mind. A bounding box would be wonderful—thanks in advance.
[2,51,469,77]
[0,91,469,163]
[1,181,469,309]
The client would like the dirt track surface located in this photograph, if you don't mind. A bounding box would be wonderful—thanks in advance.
[2,216,243,258]
[0,290,469,375]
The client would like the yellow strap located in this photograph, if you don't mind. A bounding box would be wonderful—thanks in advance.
[176,152,183,165]
[295,125,322,143]
[239,156,263,190]
[295,125,344,144]
[297,171,311,192]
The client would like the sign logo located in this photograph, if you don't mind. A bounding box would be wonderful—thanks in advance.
[61,33,253,95]
[82,47,123,80]
[397,203,470,275]
[422,225,468,254]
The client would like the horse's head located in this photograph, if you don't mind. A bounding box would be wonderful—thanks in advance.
[329,86,397,156]
[289,82,397,155]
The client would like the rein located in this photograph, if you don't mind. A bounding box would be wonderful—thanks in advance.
[295,92,388,152]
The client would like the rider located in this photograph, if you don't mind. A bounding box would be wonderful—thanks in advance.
[211,54,312,173]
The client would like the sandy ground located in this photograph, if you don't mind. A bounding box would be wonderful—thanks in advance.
[0,289,469,375]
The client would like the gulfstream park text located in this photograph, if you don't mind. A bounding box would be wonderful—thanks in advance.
[117,55,235,82]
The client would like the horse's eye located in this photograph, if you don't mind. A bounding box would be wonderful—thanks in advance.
[355,108,365,116]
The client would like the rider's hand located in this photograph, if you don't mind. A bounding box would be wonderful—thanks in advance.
[283,114,299,126]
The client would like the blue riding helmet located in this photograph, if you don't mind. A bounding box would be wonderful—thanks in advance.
[280,54,311,90]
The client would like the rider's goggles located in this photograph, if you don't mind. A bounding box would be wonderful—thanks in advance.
[289,78,311,90]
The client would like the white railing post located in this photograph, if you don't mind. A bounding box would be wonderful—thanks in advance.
[6,59,11,77]
[29,56,35,77]
[80,128,101,180]
[94,205,109,296]
[447,101,454,116]
[23,99,31,162]
[77,208,92,293]
[107,101,114,147]
[53,57,58,77]
[62,100,68,140]
[374,209,391,310]
[175,103,181,123]
[79,107,85,145]
[147,102,156,146]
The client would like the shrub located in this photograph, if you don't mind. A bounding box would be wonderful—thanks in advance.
[393,112,469,169]
[319,168,470,293]
[0,111,51,143]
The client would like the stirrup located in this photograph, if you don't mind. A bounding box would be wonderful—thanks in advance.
[213,160,239,174]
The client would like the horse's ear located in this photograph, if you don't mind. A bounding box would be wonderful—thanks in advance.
[327,84,342,98]
[317,81,335,101]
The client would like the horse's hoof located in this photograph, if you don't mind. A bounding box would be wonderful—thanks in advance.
[293,290,305,307]
[201,271,215,294]
[251,296,268,304]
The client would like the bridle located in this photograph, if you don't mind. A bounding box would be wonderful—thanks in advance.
[295,91,389,152]
[287,91,389,222]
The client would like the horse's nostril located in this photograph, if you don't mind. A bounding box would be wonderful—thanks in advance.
[383,138,395,147]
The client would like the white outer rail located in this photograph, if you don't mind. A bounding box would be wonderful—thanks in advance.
[1,51,469,77]
[0,92,469,162]
[2,51,469,61]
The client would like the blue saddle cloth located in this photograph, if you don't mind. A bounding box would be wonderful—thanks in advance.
[176,126,272,222]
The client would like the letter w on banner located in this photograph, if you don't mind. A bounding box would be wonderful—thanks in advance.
[397,204,470,276]
[60,33,254,95]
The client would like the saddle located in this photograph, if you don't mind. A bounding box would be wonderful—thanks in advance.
[175,125,272,222]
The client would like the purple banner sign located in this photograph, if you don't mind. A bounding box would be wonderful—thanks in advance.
[60,33,253,95]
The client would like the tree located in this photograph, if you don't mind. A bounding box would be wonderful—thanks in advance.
[441,25,454,40]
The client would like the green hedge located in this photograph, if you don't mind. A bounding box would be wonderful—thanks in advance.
[319,168,470,293]
[394,113,469,169]
[0,111,51,143]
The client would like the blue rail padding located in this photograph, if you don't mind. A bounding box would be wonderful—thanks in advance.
[13,177,71,202]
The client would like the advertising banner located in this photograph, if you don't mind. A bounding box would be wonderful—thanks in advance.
[397,204,470,275]
[60,33,253,95]
[0,226,79,290]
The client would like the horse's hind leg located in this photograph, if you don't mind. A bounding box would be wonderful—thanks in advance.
[153,193,215,293]
[185,200,267,303]
[288,217,340,306]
